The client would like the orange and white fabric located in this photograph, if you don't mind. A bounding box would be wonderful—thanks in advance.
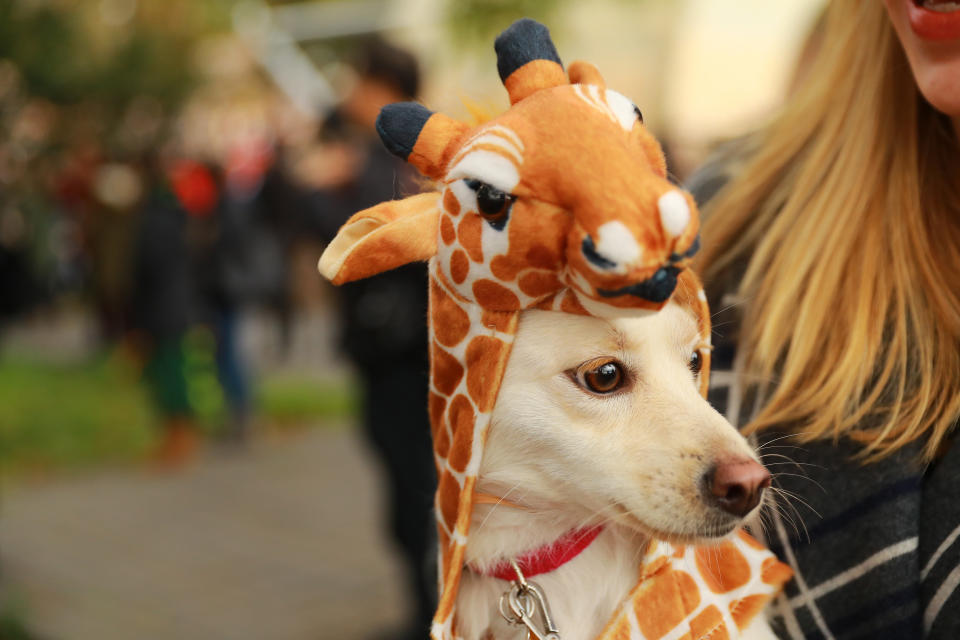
[319,18,790,640]
[597,531,792,640]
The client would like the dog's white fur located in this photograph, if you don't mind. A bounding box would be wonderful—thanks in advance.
[455,303,777,640]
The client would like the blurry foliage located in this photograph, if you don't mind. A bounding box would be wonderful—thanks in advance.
[0,594,40,640]
[0,355,156,472]
[0,355,357,474]
[258,375,357,425]
[0,0,235,117]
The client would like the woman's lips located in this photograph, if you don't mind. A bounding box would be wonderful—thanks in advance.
[909,0,960,40]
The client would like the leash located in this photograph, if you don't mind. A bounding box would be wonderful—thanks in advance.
[499,560,561,640]
[472,492,606,639]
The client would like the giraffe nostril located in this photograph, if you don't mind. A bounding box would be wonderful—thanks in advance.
[643,267,679,302]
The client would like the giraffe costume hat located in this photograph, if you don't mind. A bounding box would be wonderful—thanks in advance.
[319,19,791,640]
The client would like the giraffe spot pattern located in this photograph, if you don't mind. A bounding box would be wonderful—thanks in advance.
[739,529,767,551]
[431,280,471,347]
[443,189,460,216]
[457,214,484,263]
[489,254,515,282]
[560,289,590,315]
[487,224,566,283]
[633,569,700,639]
[695,543,751,593]
[527,244,562,271]
[730,594,770,631]
[440,214,457,245]
[447,395,476,473]
[428,393,447,441]
[518,270,562,298]
[432,343,464,396]
[472,279,520,311]
[450,249,470,284]
[434,416,451,459]
[437,472,460,534]
[481,309,514,333]
[761,555,794,586]
[594,535,791,640]
[608,618,632,640]
[465,336,510,413]
[690,604,729,640]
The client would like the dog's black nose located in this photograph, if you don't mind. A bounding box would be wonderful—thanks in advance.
[705,458,770,517]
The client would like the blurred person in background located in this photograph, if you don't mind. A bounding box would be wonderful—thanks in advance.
[131,157,215,465]
[690,1,960,637]
[203,139,282,444]
[299,36,435,640]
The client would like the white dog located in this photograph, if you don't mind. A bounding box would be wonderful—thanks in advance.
[455,303,778,640]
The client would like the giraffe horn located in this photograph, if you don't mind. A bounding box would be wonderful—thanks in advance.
[377,102,469,180]
[495,18,566,104]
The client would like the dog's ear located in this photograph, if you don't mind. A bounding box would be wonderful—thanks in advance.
[319,192,440,284]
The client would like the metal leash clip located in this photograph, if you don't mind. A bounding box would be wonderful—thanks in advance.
[498,560,561,640]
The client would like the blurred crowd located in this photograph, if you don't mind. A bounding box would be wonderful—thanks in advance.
[1,0,438,631]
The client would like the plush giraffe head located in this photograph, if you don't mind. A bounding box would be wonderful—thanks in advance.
[319,19,713,640]
[321,18,700,318]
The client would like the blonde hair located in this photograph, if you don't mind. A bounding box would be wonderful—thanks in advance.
[699,0,960,462]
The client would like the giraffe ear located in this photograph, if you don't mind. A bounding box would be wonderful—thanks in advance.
[568,61,606,89]
[318,192,440,285]
[377,103,469,180]
[495,18,567,104]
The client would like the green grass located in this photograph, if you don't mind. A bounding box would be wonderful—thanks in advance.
[0,356,357,473]
[0,356,156,471]
[258,375,358,424]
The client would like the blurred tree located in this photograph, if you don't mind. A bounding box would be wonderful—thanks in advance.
[0,0,236,147]
[445,0,566,45]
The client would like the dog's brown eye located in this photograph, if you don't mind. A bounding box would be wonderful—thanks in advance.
[689,350,703,375]
[577,359,626,394]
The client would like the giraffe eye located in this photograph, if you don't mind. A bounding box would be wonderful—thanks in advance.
[465,179,515,229]
[633,105,643,124]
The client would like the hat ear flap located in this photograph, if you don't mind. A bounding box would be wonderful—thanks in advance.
[377,102,469,180]
[494,18,567,104]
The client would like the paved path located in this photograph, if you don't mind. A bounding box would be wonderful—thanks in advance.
[0,427,409,640]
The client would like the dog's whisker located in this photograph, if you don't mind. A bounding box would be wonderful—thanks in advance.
[769,485,822,519]
[472,481,526,535]
[756,503,777,541]
[767,486,817,544]
[763,490,805,542]
[759,454,823,471]
[769,498,804,542]
[710,299,746,320]
[755,433,803,449]
[770,471,827,494]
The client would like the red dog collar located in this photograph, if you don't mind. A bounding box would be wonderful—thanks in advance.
[470,525,605,581]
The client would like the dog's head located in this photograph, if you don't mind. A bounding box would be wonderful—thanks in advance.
[482,300,768,543]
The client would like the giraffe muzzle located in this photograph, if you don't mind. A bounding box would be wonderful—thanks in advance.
[596,265,681,303]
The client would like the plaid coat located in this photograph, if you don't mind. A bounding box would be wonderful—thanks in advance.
[687,162,960,640]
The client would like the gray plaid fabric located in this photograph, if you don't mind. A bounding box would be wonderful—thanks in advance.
[687,166,960,640]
